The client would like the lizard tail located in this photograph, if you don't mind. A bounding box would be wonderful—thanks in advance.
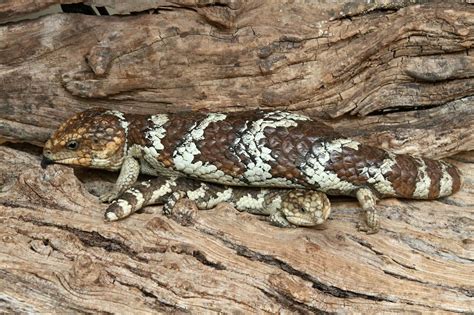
[371,153,462,200]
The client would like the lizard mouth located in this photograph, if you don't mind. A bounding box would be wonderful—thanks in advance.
[40,156,89,168]
[41,156,54,169]
[40,155,121,170]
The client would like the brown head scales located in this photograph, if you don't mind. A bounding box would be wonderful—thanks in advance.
[42,108,128,170]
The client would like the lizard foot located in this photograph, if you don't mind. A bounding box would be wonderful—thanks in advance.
[269,211,296,228]
[99,189,121,203]
[171,199,197,226]
[356,206,380,234]
[100,156,141,203]
[357,221,380,234]
[356,188,380,234]
[163,191,186,215]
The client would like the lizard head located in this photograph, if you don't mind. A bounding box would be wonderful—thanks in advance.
[42,108,129,170]
[281,190,331,226]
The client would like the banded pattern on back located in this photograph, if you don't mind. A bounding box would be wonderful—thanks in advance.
[123,110,461,200]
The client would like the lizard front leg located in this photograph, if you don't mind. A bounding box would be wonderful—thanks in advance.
[100,156,140,202]
[104,177,196,221]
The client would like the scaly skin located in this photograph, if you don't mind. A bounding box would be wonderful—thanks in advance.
[104,176,331,228]
[42,108,463,233]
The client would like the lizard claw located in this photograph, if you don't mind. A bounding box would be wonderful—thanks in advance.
[356,222,380,234]
[99,190,120,203]
[269,212,296,228]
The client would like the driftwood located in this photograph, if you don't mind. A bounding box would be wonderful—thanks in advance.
[1,1,473,313]
[0,1,473,157]
[1,144,473,313]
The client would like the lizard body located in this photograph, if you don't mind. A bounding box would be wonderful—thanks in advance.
[42,108,462,232]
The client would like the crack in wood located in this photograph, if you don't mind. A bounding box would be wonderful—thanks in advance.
[332,6,401,22]
[237,246,388,300]
[258,287,332,315]
[197,227,392,302]
[169,243,227,270]
[347,235,385,256]
[382,270,474,298]
[112,278,187,312]
[14,210,226,273]
[368,103,446,115]
[192,250,226,270]
[18,216,148,262]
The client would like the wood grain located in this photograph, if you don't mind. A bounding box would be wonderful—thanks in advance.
[1,145,473,313]
[1,1,473,157]
[1,1,473,312]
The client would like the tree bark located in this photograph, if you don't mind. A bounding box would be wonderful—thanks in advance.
[1,1,473,313]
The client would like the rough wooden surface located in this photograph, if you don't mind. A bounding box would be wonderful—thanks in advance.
[1,1,474,313]
[1,0,461,21]
[1,1,473,157]
[1,145,473,313]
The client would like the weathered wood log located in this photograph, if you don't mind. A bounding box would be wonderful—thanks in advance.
[1,1,473,157]
[1,146,473,313]
[1,1,474,313]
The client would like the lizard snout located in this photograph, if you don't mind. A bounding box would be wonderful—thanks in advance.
[41,154,54,169]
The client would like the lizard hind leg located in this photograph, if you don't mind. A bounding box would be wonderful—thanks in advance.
[355,188,380,234]
[162,191,186,215]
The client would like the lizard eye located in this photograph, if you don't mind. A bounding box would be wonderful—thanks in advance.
[300,207,306,213]
[66,140,79,150]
